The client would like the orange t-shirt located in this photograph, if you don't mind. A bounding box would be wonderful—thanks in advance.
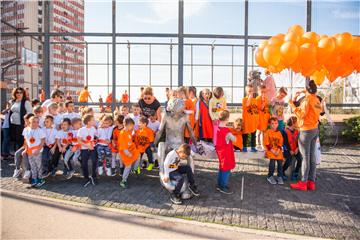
[256,96,270,131]
[290,94,322,131]
[135,127,154,153]
[184,98,196,138]
[121,93,129,103]
[263,129,284,160]
[242,97,259,134]
[110,127,121,153]
[117,129,140,166]
[78,90,90,103]
[229,128,243,150]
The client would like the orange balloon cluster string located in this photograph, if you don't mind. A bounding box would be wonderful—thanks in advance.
[255,24,360,86]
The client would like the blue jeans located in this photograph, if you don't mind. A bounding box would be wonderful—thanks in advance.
[96,145,112,168]
[1,128,10,155]
[268,159,284,178]
[217,170,231,188]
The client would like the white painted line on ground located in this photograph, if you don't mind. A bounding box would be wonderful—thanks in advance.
[241,176,244,201]
[340,150,359,164]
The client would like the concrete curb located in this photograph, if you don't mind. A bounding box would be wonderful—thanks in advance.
[1,189,328,240]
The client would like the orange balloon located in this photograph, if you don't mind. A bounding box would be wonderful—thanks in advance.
[301,64,318,77]
[326,70,339,83]
[268,36,284,46]
[317,37,336,63]
[300,32,320,45]
[255,49,268,68]
[258,40,268,50]
[276,33,285,41]
[324,54,341,72]
[338,61,354,78]
[311,68,327,86]
[298,43,317,71]
[284,32,300,45]
[290,59,301,73]
[335,32,353,52]
[280,41,299,66]
[263,44,281,66]
[288,24,304,36]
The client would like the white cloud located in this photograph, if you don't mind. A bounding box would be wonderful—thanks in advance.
[332,9,359,19]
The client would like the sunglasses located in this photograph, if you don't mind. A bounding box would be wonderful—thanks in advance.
[144,97,151,100]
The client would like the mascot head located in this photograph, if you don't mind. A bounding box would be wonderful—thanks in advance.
[166,98,184,116]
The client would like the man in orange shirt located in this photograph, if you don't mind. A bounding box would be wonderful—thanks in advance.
[135,116,155,171]
[264,117,284,185]
[78,86,93,103]
[242,85,259,152]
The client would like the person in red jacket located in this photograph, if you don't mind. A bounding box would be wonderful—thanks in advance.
[215,110,237,195]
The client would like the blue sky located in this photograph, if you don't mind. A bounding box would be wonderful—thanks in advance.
[83,0,359,102]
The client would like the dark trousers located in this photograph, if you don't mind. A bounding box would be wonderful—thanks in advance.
[10,124,24,151]
[169,165,195,195]
[283,152,302,174]
[217,170,231,188]
[81,149,97,179]
[141,146,154,164]
[242,132,256,148]
[46,146,60,172]
[268,159,284,178]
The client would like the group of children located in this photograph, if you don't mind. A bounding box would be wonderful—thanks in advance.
[7,83,305,204]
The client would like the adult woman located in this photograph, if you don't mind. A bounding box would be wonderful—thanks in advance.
[289,80,323,191]
[138,87,161,121]
[9,87,32,150]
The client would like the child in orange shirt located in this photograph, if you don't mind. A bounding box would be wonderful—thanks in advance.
[242,85,259,152]
[178,86,196,143]
[230,118,243,151]
[135,116,155,171]
[110,115,124,176]
[256,85,270,151]
[118,118,140,189]
[264,117,284,185]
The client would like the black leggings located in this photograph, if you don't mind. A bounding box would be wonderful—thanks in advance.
[10,124,24,151]
[242,132,256,148]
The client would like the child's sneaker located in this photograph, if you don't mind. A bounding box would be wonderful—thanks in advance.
[62,169,68,176]
[282,175,288,181]
[243,147,248,152]
[141,161,148,169]
[277,177,284,185]
[106,167,112,176]
[111,168,117,176]
[23,170,31,180]
[216,185,233,195]
[154,159,159,169]
[146,163,154,171]
[43,171,51,179]
[120,180,128,189]
[136,166,141,175]
[97,167,104,176]
[291,172,298,181]
[13,168,22,178]
[36,178,45,187]
[66,170,75,180]
[267,176,277,185]
[251,147,257,153]
[170,193,182,205]
[189,184,200,196]
[51,169,57,177]
[30,178,38,187]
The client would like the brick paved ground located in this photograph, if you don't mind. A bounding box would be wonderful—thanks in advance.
[1,145,359,239]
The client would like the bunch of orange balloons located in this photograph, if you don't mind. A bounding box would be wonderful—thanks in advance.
[255,24,360,86]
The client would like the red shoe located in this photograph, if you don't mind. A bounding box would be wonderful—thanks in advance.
[290,181,307,191]
[307,180,316,191]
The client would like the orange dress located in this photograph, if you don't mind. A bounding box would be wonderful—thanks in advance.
[118,129,140,167]
[184,99,196,139]
[256,96,270,131]
[135,127,154,153]
[263,129,284,160]
[191,98,199,138]
[110,127,121,153]
[242,97,259,134]
[229,128,243,150]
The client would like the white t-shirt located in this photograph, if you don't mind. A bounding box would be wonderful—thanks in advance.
[43,127,57,146]
[96,126,113,146]
[63,112,80,121]
[77,126,97,150]
[41,99,54,109]
[148,120,160,133]
[52,114,63,129]
[22,127,46,148]
[39,117,45,128]
[131,114,140,130]
[56,129,71,146]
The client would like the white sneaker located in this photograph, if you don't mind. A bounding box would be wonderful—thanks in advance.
[13,168,22,178]
[97,167,103,176]
[106,167,112,176]
[23,170,31,180]
[256,146,264,152]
